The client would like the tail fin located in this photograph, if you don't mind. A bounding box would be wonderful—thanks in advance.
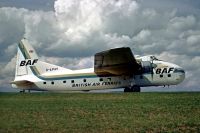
[15,38,72,79]
[12,38,72,89]
[11,38,39,89]
[15,38,39,77]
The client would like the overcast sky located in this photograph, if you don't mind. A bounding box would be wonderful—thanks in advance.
[0,0,200,92]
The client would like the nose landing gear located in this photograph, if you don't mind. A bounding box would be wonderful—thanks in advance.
[124,86,141,92]
[19,89,31,93]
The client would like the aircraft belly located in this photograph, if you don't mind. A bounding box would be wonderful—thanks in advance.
[134,74,178,87]
[134,73,182,87]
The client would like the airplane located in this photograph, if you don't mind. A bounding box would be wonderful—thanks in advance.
[11,38,185,92]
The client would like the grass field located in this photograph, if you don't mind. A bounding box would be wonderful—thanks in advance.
[0,92,200,133]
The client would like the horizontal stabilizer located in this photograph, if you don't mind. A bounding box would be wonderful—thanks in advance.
[11,80,34,87]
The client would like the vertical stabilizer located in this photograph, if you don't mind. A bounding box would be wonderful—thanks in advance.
[14,38,71,79]
[15,38,38,77]
[18,38,38,59]
[12,38,72,90]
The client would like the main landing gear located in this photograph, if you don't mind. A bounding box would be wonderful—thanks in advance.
[20,89,25,93]
[124,86,141,92]
[19,89,31,93]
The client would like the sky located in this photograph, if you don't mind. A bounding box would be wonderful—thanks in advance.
[0,0,200,92]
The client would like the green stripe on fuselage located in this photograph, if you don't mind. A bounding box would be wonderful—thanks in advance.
[18,41,31,59]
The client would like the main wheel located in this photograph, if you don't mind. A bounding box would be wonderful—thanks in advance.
[132,86,141,92]
[124,87,129,92]
[124,87,134,92]
[124,86,141,92]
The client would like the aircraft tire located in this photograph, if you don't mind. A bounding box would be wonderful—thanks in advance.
[124,87,131,92]
[132,86,141,92]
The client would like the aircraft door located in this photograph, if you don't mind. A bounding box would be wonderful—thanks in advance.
[141,61,154,82]
[141,61,153,74]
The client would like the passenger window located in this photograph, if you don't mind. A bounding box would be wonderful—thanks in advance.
[168,74,171,77]
[43,82,46,84]
[51,81,54,85]
[99,78,103,81]
[83,79,86,82]
[71,80,74,83]
[63,81,66,83]
[107,78,111,81]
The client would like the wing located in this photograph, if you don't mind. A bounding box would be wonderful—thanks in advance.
[94,47,141,76]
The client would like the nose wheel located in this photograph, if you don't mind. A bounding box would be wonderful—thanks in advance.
[124,86,141,92]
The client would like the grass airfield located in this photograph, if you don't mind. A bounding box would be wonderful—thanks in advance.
[0,92,199,133]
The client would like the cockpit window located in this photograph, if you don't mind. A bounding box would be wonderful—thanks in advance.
[174,68,185,73]
[150,56,160,61]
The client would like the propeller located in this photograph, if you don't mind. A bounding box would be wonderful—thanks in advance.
[151,56,154,80]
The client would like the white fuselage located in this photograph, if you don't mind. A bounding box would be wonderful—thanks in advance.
[12,58,185,92]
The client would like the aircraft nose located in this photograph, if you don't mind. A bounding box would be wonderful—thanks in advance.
[174,68,185,83]
[179,69,185,82]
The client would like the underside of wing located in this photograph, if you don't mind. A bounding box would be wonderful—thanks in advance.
[94,47,141,76]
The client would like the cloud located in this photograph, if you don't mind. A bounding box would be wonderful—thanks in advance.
[0,0,200,91]
[0,0,55,11]
[169,15,196,31]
